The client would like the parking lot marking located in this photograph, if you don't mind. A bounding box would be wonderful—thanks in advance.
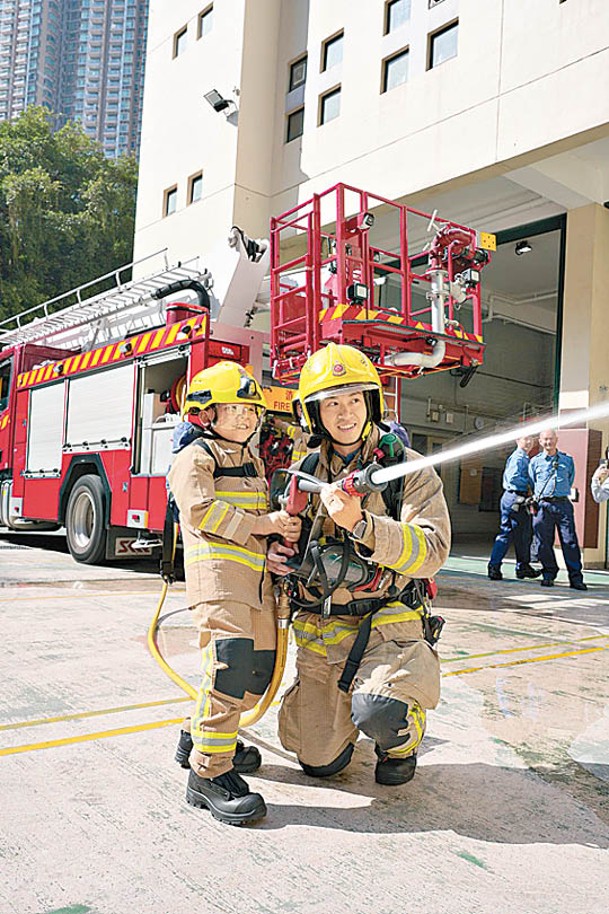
[0,695,190,732]
[0,717,184,756]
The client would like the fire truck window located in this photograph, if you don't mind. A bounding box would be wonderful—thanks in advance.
[0,359,12,412]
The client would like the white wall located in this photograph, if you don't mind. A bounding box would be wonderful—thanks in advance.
[134,0,609,276]
[133,0,247,272]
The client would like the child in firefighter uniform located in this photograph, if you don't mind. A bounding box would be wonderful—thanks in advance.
[267,344,451,785]
[167,362,300,824]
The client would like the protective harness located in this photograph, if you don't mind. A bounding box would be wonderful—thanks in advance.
[285,434,444,692]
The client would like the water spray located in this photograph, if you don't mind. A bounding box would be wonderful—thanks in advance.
[289,401,609,496]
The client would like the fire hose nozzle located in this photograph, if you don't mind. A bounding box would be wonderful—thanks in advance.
[340,463,388,497]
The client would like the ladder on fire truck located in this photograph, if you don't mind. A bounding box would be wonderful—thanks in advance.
[269,183,495,390]
[0,228,270,354]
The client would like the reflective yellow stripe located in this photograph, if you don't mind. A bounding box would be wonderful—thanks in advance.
[386,704,425,757]
[193,644,214,732]
[292,603,423,653]
[209,504,230,532]
[191,729,239,741]
[372,604,423,627]
[215,490,268,509]
[185,543,265,572]
[391,524,427,575]
[195,741,239,754]
[198,501,231,532]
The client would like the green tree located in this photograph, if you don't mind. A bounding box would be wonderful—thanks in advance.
[0,107,138,322]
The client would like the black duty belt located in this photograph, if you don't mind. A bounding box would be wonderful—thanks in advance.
[508,490,528,496]
[296,581,421,617]
[539,496,569,502]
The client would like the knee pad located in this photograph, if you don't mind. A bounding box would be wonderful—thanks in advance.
[299,742,354,778]
[214,638,276,699]
[351,693,410,750]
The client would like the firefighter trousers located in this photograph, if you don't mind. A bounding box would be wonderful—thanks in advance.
[278,611,440,769]
[187,599,276,778]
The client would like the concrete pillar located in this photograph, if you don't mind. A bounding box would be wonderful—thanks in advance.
[560,204,609,566]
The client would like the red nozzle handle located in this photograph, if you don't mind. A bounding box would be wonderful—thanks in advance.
[339,463,388,497]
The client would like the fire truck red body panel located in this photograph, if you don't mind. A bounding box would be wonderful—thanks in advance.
[0,305,267,558]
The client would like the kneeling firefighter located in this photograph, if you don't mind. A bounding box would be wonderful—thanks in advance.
[267,343,451,785]
[167,361,300,824]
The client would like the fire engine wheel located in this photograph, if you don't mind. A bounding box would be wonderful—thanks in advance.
[65,475,107,565]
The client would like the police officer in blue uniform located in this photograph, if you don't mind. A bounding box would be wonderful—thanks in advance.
[529,429,587,590]
[488,435,541,581]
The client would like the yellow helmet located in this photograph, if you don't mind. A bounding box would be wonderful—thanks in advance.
[298,343,384,437]
[183,361,265,416]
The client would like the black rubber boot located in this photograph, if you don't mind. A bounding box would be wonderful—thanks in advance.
[186,768,267,825]
[487,564,503,581]
[374,746,417,786]
[299,742,355,778]
[516,565,542,579]
[175,731,261,774]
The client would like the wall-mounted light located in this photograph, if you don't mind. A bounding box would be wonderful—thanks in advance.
[515,240,532,256]
[119,341,133,355]
[204,89,236,114]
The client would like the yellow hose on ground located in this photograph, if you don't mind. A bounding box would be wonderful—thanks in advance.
[146,524,291,726]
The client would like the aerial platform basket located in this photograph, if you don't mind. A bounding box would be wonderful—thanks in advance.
[270,183,495,386]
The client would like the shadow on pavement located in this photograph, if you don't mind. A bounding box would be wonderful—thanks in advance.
[254,748,609,844]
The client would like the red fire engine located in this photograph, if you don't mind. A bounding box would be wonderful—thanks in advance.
[0,184,493,564]
[0,232,272,563]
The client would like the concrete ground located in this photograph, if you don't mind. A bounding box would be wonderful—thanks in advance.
[1,534,608,914]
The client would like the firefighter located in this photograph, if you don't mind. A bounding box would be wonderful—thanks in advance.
[267,343,451,785]
[167,361,301,824]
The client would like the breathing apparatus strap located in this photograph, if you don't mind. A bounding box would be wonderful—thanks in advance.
[192,439,257,478]
[336,580,419,694]
[337,612,374,693]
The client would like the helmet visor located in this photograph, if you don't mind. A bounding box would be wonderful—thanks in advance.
[304,382,379,405]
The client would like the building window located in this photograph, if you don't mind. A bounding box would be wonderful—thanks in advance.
[188,172,203,204]
[321,31,343,72]
[429,21,458,68]
[289,54,307,91]
[163,185,178,216]
[319,87,341,125]
[382,48,409,92]
[385,0,411,35]
[198,5,213,39]
[286,107,304,142]
[173,26,187,58]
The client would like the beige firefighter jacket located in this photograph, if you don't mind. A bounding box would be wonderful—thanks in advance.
[168,435,271,609]
[292,425,451,610]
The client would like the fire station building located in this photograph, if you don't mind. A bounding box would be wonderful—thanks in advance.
[133,0,609,566]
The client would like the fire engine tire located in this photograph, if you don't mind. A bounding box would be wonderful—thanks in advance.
[65,474,108,565]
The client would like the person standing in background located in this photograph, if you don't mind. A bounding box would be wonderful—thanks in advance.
[591,447,609,504]
[529,429,587,590]
[488,435,541,581]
